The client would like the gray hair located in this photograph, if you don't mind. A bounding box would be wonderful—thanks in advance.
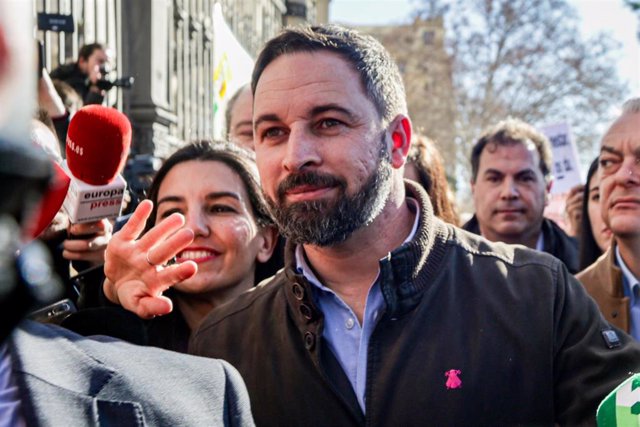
[622,98,640,114]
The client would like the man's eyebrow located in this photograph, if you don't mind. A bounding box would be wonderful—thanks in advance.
[234,120,253,131]
[483,168,504,175]
[515,168,537,176]
[600,145,623,157]
[309,104,356,121]
[254,104,357,131]
[254,114,280,132]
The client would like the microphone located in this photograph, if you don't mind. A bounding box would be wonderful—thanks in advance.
[62,105,132,223]
[25,161,71,239]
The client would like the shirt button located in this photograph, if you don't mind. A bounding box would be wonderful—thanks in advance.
[345,318,355,329]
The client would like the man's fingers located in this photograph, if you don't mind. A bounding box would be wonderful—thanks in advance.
[117,200,154,241]
[147,228,195,265]
[137,212,186,252]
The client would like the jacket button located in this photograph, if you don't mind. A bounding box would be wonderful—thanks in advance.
[292,283,305,300]
[300,303,313,320]
[304,331,315,350]
[612,311,618,318]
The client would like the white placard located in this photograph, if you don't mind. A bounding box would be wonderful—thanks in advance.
[540,123,582,194]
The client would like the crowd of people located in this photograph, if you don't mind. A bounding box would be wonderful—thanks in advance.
[2,8,640,426]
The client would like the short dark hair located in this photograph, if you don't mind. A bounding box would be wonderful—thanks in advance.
[78,43,106,61]
[470,118,552,183]
[145,140,274,233]
[251,25,407,123]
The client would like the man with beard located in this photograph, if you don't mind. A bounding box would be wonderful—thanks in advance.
[103,25,640,425]
[463,118,580,273]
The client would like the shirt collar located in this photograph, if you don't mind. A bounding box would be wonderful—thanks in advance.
[295,197,421,290]
[615,245,640,302]
[535,232,544,252]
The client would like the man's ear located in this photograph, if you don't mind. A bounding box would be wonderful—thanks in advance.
[0,28,8,77]
[388,115,412,169]
[545,177,553,206]
[256,225,279,264]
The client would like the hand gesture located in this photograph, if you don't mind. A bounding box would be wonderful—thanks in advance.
[103,200,197,318]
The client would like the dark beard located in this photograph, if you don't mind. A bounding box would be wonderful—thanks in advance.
[265,145,392,247]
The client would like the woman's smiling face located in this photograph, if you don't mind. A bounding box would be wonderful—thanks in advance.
[155,160,268,300]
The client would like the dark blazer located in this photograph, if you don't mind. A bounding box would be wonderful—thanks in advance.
[10,320,255,426]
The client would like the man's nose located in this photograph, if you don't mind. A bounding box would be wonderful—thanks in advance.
[614,157,640,186]
[499,177,519,199]
[282,127,321,173]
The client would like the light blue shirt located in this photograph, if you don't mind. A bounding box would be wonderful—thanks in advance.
[535,232,544,252]
[615,246,640,340]
[295,198,420,412]
[0,344,25,427]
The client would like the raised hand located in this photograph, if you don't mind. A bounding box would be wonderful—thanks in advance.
[103,200,198,318]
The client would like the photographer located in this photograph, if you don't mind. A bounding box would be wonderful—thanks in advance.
[50,42,111,105]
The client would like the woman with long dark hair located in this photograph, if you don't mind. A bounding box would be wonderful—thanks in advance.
[578,157,612,270]
[65,140,279,352]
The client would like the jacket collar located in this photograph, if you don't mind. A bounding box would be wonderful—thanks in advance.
[282,180,450,336]
[602,241,624,298]
[463,215,579,273]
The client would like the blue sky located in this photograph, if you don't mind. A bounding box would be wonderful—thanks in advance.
[329,0,640,95]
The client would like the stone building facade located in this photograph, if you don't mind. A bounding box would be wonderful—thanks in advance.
[35,0,329,158]
[358,18,457,183]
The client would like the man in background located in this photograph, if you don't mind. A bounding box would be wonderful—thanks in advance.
[578,98,640,338]
[464,118,579,273]
[225,84,254,150]
[50,43,110,105]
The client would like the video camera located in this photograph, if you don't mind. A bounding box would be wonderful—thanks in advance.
[96,64,135,91]
[123,154,162,213]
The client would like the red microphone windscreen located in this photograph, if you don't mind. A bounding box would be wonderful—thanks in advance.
[66,105,132,185]
[27,161,71,239]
